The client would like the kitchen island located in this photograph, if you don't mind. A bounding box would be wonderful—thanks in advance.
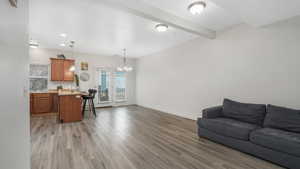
[58,90,84,123]
[30,90,86,123]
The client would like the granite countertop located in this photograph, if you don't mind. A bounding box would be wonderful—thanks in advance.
[58,90,85,96]
[31,89,87,96]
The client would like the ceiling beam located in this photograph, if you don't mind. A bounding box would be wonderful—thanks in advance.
[96,0,216,39]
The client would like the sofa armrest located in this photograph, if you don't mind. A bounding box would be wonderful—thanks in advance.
[202,106,223,119]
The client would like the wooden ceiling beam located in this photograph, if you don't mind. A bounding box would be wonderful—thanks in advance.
[97,0,216,39]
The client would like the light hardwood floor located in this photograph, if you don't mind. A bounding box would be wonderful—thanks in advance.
[31,105,283,169]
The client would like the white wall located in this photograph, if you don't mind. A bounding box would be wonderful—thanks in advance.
[136,17,300,120]
[30,48,137,105]
[0,1,30,169]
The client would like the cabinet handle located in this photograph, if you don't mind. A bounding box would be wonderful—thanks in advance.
[75,95,81,99]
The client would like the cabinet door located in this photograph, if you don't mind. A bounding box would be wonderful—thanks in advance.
[59,95,82,122]
[59,96,72,122]
[63,60,75,81]
[51,93,58,113]
[32,94,51,114]
[30,94,34,114]
[51,59,64,81]
[71,95,82,121]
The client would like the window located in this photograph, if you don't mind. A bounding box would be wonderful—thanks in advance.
[98,70,111,103]
[115,72,126,101]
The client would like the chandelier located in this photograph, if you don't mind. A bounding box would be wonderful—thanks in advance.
[117,48,133,72]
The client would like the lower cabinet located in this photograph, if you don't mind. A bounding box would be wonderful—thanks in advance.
[30,93,51,114]
[30,93,59,114]
[59,95,82,123]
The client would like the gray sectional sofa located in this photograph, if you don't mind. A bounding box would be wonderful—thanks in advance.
[197,99,300,169]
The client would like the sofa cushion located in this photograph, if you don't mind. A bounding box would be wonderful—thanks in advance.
[264,104,300,133]
[222,99,266,125]
[250,128,300,157]
[198,118,260,140]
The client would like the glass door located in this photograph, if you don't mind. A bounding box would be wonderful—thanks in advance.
[95,68,127,107]
[97,69,112,104]
[114,72,126,102]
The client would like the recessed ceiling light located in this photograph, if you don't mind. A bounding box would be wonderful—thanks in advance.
[188,1,206,15]
[155,24,168,32]
[60,33,67,38]
[60,43,66,47]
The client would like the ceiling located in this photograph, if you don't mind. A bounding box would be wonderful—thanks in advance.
[29,0,300,58]
[0,0,27,46]
[209,0,300,27]
[142,0,241,31]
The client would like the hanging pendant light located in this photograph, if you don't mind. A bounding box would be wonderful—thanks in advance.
[117,48,133,72]
[69,41,76,72]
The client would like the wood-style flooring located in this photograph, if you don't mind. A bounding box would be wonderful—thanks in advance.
[31,105,283,169]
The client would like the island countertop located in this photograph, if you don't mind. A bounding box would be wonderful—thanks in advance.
[31,89,87,96]
[57,90,86,96]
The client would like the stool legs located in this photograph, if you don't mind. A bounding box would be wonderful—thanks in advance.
[91,99,97,117]
[82,99,87,116]
[82,98,97,118]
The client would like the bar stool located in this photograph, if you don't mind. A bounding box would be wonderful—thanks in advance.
[82,89,97,117]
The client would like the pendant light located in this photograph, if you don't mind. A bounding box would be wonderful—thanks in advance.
[117,48,133,72]
[69,41,76,72]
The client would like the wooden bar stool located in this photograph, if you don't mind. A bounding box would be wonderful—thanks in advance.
[82,89,97,117]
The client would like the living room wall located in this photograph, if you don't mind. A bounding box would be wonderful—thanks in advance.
[136,16,300,120]
[0,0,30,169]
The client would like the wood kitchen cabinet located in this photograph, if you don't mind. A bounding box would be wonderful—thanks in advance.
[30,93,59,115]
[30,93,52,114]
[50,58,74,81]
[51,93,59,113]
[59,95,82,123]
[63,59,75,81]
[51,59,64,81]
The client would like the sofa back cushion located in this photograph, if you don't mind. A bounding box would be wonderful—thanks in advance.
[264,105,300,133]
[222,99,266,125]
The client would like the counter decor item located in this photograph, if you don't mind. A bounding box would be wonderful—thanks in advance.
[57,85,63,90]
[57,54,66,59]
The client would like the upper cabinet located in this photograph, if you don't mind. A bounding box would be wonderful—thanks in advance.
[50,58,75,81]
[63,60,75,81]
[51,59,64,81]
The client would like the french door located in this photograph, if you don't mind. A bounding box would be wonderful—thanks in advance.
[95,68,127,107]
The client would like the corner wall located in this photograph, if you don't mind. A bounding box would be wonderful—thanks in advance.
[0,0,30,169]
[136,17,300,120]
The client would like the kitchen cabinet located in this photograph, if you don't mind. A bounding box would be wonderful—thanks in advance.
[51,93,59,112]
[30,93,52,114]
[51,59,64,81]
[50,58,74,81]
[30,93,59,114]
[59,94,82,123]
[63,60,75,81]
